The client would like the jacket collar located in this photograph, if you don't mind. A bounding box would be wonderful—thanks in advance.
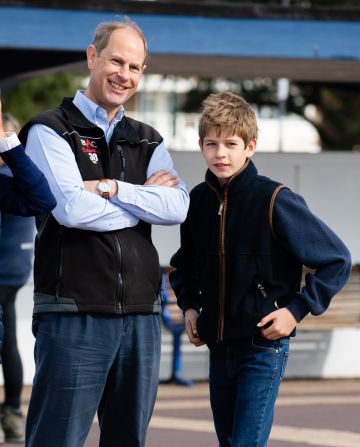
[205,159,258,194]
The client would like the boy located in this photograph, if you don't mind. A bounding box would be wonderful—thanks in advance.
[169,92,351,447]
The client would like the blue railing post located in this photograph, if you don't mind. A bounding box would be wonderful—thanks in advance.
[160,267,193,387]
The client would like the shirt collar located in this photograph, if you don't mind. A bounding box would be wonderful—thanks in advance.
[73,90,125,126]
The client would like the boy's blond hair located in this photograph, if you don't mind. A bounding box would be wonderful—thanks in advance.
[199,92,258,146]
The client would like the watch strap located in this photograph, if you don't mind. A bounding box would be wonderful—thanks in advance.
[99,178,110,199]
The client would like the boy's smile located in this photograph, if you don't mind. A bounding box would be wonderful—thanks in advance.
[200,128,257,185]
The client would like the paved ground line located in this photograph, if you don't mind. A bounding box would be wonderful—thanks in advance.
[277,395,360,406]
[154,394,360,410]
[270,425,360,447]
[150,416,360,446]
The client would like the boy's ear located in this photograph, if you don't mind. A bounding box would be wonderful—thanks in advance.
[246,138,257,158]
[198,139,203,151]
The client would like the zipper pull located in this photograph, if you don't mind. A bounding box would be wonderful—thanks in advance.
[258,283,267,298]
[218,200,224,215]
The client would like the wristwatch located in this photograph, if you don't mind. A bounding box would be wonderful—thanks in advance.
[97,178,111,199]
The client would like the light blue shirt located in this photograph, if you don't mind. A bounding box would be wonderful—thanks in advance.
[25,90,189,232]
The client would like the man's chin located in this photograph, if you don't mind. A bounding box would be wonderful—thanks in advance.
[109,91,131,106]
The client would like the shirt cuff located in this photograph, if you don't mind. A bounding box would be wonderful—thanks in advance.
[0,133,21,153]
[114,180,137,205]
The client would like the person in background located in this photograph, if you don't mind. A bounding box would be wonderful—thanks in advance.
[0,100,56,445]
[0,97,56,216]
[170,91,352,447]
[19,17,189,447]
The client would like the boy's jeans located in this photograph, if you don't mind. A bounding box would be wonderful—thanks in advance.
[25,313,161,447]
[209,335,290,447]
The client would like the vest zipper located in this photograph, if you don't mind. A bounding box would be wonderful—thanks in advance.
[217,188,228,342]
[36,212,51,240]
[114,233,125,313]
[116,144,126,182]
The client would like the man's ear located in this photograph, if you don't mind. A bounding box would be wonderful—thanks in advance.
[246,138,257,158]
[86,45,97,70]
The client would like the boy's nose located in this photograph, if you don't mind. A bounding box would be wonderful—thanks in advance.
[216,145,226,157]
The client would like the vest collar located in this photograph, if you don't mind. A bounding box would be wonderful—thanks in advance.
[112,117,141,145]
[60,97,140,145]
[60,97,97,128]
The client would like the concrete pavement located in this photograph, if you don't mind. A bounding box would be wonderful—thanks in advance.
[1,378,359,447]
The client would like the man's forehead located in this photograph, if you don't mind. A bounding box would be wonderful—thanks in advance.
[106,28,145,55]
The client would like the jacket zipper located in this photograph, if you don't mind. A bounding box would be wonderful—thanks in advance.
[114,233,125,313]
[257,283,267,298]
[217,188,228,342]
[206,160,250,342]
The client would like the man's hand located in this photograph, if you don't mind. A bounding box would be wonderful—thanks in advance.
[257,307,297,340]
[145,169,178,188]
[184,308,205,347]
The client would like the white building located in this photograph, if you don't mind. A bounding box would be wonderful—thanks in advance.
[127,74,321,153]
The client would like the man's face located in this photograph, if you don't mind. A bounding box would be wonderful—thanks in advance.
[200,128,256,184]
[86,27,146,120]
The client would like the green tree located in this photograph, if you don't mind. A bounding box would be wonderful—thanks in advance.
[2,72,85,126]
[180,78,360,150]
[288,82,360,150]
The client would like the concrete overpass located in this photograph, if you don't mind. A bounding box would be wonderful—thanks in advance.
[0,0,359,88]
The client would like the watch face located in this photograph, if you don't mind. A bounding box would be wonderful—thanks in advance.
[98,181,110,193]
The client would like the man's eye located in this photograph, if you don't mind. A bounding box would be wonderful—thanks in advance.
[130,66,141,74]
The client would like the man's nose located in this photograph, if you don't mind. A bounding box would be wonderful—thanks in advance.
[118,64,130,79]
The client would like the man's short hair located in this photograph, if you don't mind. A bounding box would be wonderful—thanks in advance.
[93,16,148,66]
[199,92,258,146]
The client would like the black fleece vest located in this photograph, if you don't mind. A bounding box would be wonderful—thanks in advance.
[179,161,303,343]
[19,98,163,315]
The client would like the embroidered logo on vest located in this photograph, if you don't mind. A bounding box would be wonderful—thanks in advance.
[80,138,100,164]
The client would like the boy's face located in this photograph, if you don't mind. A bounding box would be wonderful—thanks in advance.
[199,128,256,184]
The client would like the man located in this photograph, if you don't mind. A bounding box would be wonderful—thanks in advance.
[19,18,189,447]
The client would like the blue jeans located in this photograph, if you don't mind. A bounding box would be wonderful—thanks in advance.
[209,335,289,447]
[25,313,161,447]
